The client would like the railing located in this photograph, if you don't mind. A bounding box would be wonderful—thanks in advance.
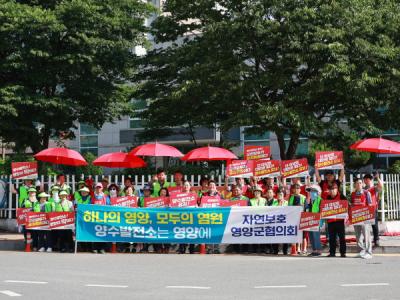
[0,173,396,222]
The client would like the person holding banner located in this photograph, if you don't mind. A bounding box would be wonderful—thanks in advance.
[305,185,322,256]
[73,181,87,204]
[173,170,184,187]
[178,181,196,254]
[272,188,289,255]
[108,184,120,199]
[152,169,175,197]
[230,185,249,202]
[53,190,74,253]
[259,177,279,198]
[249,186,267,254]
[316,168,344,199]
[75,187,91,205]
[56,174,71,195]
[34,192,53,252]
[197,177,209,198]
[22,187,39,250]
[119,177,133,196]
[325,183,347,257]
[289,184,307,255]
[18,179,34,208]
[101,178,110,196]
[91,183,110,254]
[363,174,383,247]
[351,178,373,259]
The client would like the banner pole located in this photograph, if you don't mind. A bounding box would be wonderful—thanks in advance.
[74,238,78,254]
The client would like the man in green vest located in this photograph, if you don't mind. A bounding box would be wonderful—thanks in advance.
[249,186,267,254]
[18,179,34,208]
[34,192,53,253]
[152,169,176,197]
[306,184,322,256]
[272,188,289,255]
[53,190,73,253]
[22,187,39,250]
[288,183,307,255]
[73,181,87,204]
[75,187,91,205]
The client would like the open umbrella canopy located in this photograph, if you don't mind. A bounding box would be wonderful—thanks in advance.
[181,146,238,161]
[350,137,400,154]
[34,148,88,166]
[93,152,147,168]
[129,142,184,157]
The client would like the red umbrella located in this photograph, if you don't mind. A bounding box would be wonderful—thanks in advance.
[129,142,184,157]
[34,148,88,166]
[181,146,238,161]
[93,152,147,168]
[350,137,400,154]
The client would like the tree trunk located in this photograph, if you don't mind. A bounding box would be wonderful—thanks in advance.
[276,131,287,160]
[285,130,301,160]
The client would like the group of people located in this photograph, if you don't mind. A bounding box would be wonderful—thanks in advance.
[16,167,382,258]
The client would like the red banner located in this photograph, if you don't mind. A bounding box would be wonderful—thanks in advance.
[167,186,183,194]
[26,212,49,230]
[16,208,32,225]
[281,158,309,178]
[199,196,222,208]
[220,200,248,207]
[253,159,281,178]
[244,145,271,160]
[11,162,38,180]
[110,196,138,208]
[227,160,254,178]
[48,212,75,230]
[143,197,170,208]
[299,212,321,231]
[320,200,348,219]
[349,206,375,225]
[315,151,344,170]
[169,192,198,208]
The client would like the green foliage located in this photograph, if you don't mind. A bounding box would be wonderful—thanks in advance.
[135,0,400,160]
[0,0,154,153]
[74,152,103,176]
[388,160,400,174]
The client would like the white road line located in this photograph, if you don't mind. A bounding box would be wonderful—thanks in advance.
[4,280,48,285]
[341,283,389,287]
[254,285,307,289]
[166,286,211,290]
[0,290,22,297]
[85,284,128,288]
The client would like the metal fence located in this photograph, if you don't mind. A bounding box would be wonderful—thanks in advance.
[0,173,397,222]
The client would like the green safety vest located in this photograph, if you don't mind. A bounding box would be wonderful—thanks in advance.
[230,195,249,201]
[54,201,73,212]
[249,197,267,207]
[33,202,54,213]
[309,196,322,213]
[22,200,34,209]
[74,192,91,205]
[18,186,29,207]
[152,181,176,197]
[289,194,306,206]
[272,199,288,206]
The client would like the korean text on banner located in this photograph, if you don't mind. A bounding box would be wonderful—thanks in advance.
[315,151,344,170]
[281,158,309,178]
[48,212,75,230]
[320,200,348,219]
[349,206,375,225]
[199,196,222,208]
[76,205,302,244]
[220,200,248,207]
[144,197,169,208]
[299,212,321,231]
[16,208,32,226]
[26,212,49,230]
[169,192,198,208]
[110,196,138,208]
[244,146,271,160]
[253,159,280,178]
[227,160,254,178]
[11,162,38,180]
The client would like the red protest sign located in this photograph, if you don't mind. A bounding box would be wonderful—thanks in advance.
[144,197,170,208]
[349,206,375,225]
[167,186,182,194]
[11,162,38,180]
[320,200,348,219]
[244,146,271,160]
[227,160,254,178]
[110,196,138,208]
[48,212,75,230]
[16,208,32,225]
[199,196,222,208]
[26,212,49,230]
[220,200,248,207]
[299,212,321,231]
[169,192,198,207]
[253,159,281,178]
[281,158,309,178]
[315,151,344,170]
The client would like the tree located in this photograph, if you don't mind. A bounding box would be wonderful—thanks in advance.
[135,0,400,159]
[0,0,154,153]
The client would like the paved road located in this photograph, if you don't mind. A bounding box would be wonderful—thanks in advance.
[0,252,399,299]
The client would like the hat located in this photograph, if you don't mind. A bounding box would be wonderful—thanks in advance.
[50,185,60,191]
[95,183,103,188]
[143,184,151,191]
[38,192,50,198]
[77,180,86,185]
[59,190,68,196]
[28,187,37,193]
[306,184,322,194]
[79,187,90,193]
[253,185,263,193]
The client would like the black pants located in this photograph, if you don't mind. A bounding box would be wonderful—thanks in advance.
[372,210,379,243]
[272,244,288,255]
[328,221,346,255]
[179,244,195,254]
[37,230,52,249]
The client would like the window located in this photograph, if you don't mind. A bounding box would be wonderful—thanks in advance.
[80,123,98,156]
[129,99,148,129]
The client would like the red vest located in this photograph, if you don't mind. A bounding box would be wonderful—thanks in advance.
[365,186,377,207]
[351,191,367,206]
[326,193,345,223]
[92,195,107,205]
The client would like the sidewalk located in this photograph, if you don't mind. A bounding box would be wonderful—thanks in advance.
[1,231,400,253]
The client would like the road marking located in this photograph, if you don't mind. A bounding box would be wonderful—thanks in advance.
[85,284,128,288]
[254,285,307,289]
[0,290,22,297]
[166,286,211,290]
[4,280,48,285]
[341,283,389,287]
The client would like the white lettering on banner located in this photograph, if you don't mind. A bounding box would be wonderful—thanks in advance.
[222,206,303,244]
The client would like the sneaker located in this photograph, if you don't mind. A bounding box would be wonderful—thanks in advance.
[374,240,380,247]
[46,248,52,253]
[38,247,46,252]
[358,250,366,258]
[92,250,98,254]
[99,249,106,254]
[363,253,373,259]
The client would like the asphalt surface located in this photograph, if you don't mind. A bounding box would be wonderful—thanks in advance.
[0,252,399,299]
